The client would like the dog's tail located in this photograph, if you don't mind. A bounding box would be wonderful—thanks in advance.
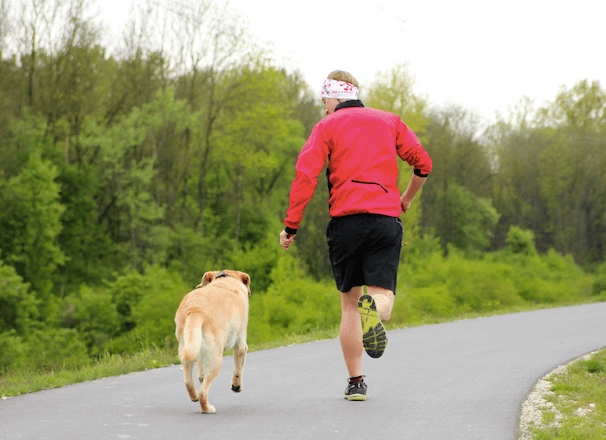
[181,313,204,363]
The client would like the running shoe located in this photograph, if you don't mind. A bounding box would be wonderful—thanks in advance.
[344,377,367,401]
[358,294,387,358]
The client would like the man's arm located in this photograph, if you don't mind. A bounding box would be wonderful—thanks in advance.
[400,172,427,213]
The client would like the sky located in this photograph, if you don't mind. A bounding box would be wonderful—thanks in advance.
[99,0,606,124]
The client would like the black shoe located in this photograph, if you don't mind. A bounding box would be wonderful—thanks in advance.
[358,294,387,358]
[344,377,367,401]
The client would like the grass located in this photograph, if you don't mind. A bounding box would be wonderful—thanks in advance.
[0,345,180,399]
[527,348,606,440]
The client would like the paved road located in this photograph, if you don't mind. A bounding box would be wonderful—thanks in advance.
[2,302,606,440]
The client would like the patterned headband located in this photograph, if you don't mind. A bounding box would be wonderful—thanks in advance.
[320,79,359,100]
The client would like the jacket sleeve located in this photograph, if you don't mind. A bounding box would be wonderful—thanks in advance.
[395,120,432,176]
[284,126,329,232]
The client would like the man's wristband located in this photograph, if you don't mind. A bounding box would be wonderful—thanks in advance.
[284,226,298,235]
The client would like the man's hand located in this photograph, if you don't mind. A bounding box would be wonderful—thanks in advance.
[280,230,296,251]
[401,196,412,214]
[400,173,427,214]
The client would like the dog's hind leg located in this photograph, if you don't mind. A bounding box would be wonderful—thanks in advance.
[231,339,247,393]
[198,343,222,414]
[180,314,203,403]
[181,359,198,402]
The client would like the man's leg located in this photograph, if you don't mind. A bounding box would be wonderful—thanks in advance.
[366,286,395,322]
[340,286,364,378]
[340,286,395,376]
[357,286,394,359]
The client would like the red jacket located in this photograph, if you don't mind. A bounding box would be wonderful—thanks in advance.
[284,101,432,232]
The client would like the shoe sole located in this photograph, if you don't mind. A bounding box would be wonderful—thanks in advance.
[344,393,367,401]
[358,294,387,358]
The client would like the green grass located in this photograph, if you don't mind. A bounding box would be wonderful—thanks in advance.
[0,345,180,398]
[529,348,606,440]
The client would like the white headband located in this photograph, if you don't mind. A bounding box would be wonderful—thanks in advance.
[320,79,359,100]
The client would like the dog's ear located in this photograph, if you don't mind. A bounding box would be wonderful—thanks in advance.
[239,272,251,296]
[197,272,215,288]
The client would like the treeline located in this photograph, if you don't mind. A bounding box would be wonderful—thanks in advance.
[1,0,605,374]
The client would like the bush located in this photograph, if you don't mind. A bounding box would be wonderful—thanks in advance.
[26,328,88,371]
[229,232,281,294]
[592,263,606,296]
[247,253,340,345]
[0,330,27,371]
[505,226,537,256]
[62,285,121,356]
[0,259,39,333]
[104,265,190,354]
[129,267,189,350]
[394,244,592,323]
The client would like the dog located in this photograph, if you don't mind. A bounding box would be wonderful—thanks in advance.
[175,270,251,414]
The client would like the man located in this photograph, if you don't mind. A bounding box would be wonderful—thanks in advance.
[279,70,432,401]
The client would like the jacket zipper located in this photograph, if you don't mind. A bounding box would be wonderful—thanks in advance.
[351,180,388,193]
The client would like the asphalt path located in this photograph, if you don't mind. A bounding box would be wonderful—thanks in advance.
[2,302,606,440]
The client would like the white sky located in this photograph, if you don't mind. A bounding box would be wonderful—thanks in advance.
[99,0,606,124]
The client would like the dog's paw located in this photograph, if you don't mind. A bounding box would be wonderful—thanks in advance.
[201,405,216,414]
[231,385,241,393]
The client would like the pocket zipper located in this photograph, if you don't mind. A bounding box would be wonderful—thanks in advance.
[351,180,388,193]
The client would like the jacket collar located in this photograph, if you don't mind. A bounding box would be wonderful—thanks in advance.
[335,100,365,112]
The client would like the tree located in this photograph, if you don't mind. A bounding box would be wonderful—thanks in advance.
[0,259,39,334]
[421,106,496,251]
[0,152,65,308]
[434,183,500,253]
[365,62,429,134]
[491,80,606,263]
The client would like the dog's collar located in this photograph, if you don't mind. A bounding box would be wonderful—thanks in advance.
[214,272,229,279]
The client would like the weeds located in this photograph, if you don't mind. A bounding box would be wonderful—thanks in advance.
[529,349,606,440]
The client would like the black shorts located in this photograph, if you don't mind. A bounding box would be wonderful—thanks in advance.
[326,214,403,293]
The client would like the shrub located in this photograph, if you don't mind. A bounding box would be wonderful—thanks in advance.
[62,285,121,356]
[0,330,27,371]
[0,259,39,333]
[247,253,340,345]
[25,328,88,371]
[505,226,537,256]
[592,263,606,296]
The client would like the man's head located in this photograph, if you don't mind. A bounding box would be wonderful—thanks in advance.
[321,70,359,116]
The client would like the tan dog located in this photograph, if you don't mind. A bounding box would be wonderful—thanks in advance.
[175,270,251,414]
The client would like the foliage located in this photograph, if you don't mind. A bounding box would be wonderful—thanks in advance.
[434,183,500,253]
[0,259,38,334]
[393,245,592,324]
[0,152,65,307]
[505,226,537,256]
[247,253,340,344]
[592,263,606,297]
[491,80,606,264]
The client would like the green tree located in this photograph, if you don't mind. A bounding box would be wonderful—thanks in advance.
[365,62,429,134]
[422,106,496,251]
[491,80,606,263]
[0,153,65,309]
[434,183,500,253]
[61,285,120,356]
[0,258,39,334]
